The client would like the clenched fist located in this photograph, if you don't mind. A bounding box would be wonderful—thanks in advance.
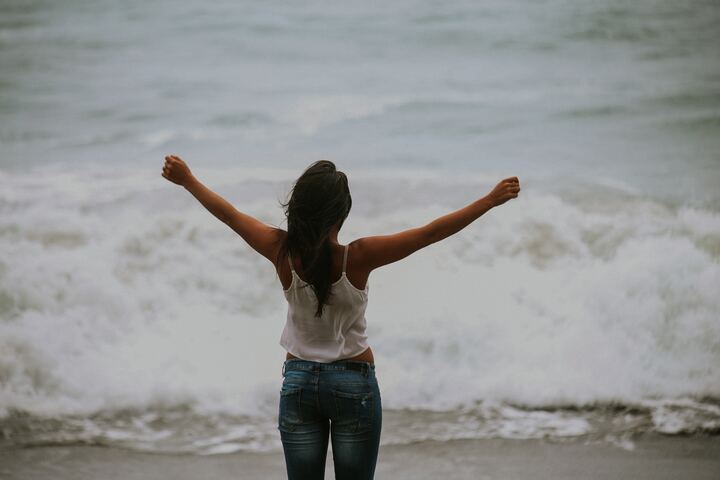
[488,176,521,207]
[161,155,194,186]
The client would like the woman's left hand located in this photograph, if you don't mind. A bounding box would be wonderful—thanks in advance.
[162,155,194,186]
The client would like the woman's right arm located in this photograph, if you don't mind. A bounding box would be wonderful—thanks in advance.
[354,176,520,271]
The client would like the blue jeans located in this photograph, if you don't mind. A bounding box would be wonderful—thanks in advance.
[278,358,382,480]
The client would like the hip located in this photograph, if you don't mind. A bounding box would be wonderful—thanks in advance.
[285,345,375,364]
[279,356,381,433]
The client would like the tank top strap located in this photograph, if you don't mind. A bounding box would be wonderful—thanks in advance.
[287,253,295,273]
[342,244,349,274]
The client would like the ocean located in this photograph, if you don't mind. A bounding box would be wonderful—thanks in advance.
[1,0,719,455]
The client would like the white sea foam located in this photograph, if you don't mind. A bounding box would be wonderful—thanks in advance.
[1,165,719,451]
[279,94,407,136]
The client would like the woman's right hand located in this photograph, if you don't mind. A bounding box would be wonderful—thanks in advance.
[488,176,521,206]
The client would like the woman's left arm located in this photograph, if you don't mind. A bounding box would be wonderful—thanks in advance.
[162,155,284,263]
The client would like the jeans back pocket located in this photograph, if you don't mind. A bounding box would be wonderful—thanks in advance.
[332,389,374,434]
[278,386,303,432]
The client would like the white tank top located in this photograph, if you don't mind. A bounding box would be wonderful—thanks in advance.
[280,244,370,362]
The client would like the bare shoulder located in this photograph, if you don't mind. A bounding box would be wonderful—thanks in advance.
[345,239,372,290]
[347,238,365,263]
[270,228,288,268]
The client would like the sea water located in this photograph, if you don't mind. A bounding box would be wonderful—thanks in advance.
[1,0,719,454]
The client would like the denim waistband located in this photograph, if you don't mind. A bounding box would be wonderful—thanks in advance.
[282,358,375,377]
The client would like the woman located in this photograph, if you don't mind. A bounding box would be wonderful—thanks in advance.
[161,156,520,479]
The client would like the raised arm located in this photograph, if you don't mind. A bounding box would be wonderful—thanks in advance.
[161,155,284,263]
[354,177,520,271]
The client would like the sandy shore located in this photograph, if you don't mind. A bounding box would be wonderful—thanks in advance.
[1,435,719,480]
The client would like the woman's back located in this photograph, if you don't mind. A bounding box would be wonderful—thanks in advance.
[281,244,370,363]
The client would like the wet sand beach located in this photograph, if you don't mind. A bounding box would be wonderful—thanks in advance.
[2,435,719,480]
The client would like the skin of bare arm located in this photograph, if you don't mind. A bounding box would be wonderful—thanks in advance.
[354,176,520,271]
[161,154,284,263]
[162,154,520,272]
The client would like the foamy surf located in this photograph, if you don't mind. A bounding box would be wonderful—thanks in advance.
[3,399,719,455]
[1,164,718,453]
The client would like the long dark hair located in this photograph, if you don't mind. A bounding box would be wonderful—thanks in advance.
[276,160,352,317]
